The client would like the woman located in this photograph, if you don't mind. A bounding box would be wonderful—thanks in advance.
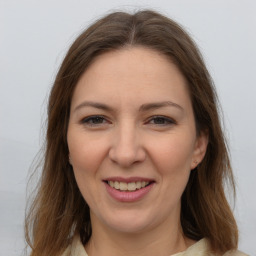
[25,10,248,256]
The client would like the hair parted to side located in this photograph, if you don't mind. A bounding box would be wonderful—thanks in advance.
[25,10,238,256]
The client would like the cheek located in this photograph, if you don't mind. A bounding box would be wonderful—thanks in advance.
[68,130,109,177]
[67,131,108,203]
[148,134,195,174]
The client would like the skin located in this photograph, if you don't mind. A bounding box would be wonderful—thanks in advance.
[67,47,208,256]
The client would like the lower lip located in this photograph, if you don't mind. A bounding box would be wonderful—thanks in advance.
[104,182,154,202]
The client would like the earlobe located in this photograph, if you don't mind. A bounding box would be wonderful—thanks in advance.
[191,130,209,169]
[69,155,73,166]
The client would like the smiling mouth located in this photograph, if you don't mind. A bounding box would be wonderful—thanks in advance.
[106,180,152,191]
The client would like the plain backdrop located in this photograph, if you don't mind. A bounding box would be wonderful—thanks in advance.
[0,0,255,255]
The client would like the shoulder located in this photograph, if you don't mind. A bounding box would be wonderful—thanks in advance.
[223,250,249,256]
[61,236,88,256]
[62,236,248,256]
[178,239,249,256]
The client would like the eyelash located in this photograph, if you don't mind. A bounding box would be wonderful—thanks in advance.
[80,115,109,126]
[146,116,176,126]
[80,115,176,128]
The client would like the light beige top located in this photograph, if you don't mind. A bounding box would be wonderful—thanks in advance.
[62,236,248,256]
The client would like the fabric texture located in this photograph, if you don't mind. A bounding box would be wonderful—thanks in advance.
[61,235,248,256]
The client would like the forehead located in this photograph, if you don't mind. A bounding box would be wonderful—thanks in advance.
[83,46,183,83]
[70,46,191,111]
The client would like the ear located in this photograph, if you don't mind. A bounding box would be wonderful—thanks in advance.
[69,155,73,166]
[191,130,209,170]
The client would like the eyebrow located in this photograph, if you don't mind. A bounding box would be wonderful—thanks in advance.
[73,100,184,112]
[74,101,114,112]
[139,101,184,112]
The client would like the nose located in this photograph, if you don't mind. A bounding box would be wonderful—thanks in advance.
[108,123,146,168]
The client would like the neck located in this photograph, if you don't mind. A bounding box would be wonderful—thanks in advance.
[85,214,193,256]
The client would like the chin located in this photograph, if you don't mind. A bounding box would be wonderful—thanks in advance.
[99,210,156,234]
[110,221,150,234]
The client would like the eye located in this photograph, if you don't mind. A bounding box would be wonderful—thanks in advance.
[80,115,109,126]
[147,116,176,126]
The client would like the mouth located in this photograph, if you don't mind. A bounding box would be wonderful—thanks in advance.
[104,178,155,202]
[103,177,155,202]
[105,180,153,191]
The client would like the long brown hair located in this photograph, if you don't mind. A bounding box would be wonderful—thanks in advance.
[25,10,238,255]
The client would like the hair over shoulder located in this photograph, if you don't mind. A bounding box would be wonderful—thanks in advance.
[25,9,238,256]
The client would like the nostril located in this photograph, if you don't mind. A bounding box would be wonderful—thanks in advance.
[108,147,146,167]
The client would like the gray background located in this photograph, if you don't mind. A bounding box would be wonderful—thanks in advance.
[1,0,255,255]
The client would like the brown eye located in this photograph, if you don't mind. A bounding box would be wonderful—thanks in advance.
[148,116,175,125]
[81,116,107,125]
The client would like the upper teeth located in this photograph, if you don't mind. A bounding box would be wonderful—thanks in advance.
[108,181,150,191]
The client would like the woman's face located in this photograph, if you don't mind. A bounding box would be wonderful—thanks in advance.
[67,47,208,234]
